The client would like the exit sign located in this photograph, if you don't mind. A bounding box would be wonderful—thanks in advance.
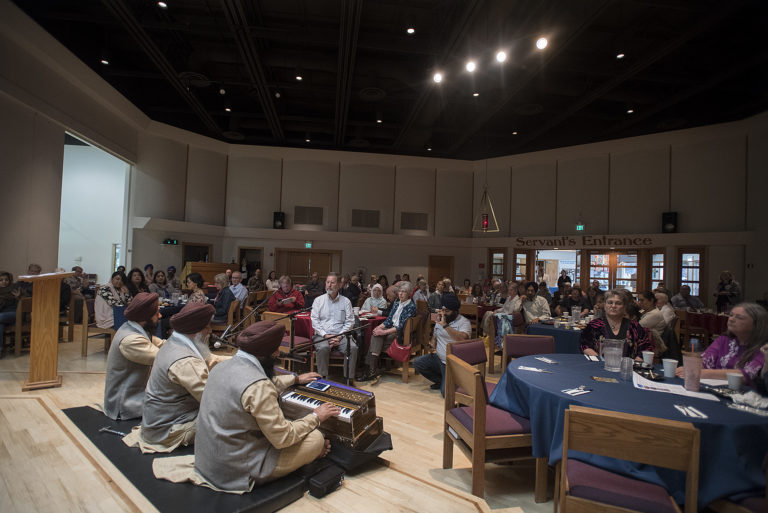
[576,223,585,231]
[305,241,312,249]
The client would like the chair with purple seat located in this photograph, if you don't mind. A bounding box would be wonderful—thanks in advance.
[261,311,313,372]
[443,354,546,499]
[557,405,700,513]
[446,338,495,405]
[502,334,555,369]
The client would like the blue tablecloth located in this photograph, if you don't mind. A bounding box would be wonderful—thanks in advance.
[489,354,768,507]
[526,323,582,354]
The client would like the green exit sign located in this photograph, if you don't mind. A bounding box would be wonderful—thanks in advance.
[305,241,312,249]
[576,223,585,231]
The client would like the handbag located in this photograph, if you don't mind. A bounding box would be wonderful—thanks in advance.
[386,329,411,362]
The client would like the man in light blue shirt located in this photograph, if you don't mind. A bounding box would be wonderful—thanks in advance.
[310,273,357,382]
[229,271,248,305]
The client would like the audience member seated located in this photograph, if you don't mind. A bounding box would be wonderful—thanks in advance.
[537,280,552,305]
[149,270,175,300]
[557,270,572,289]
[95,271,131,329]
[715,270,741,313]
[511,281,551,323]
[310,273,357,381]
[185,273,208,305]
[361,284,387,314]
[376,275,389,289]
[144,264,154,284]
[671,284,704,310]
[212,273,236,323]
[267,275,305,313]
[366,274,378,293]
[14,263,40,298]
[413,293,470,395]
[412,279,431,304]
[620,289,641,321]
[362,281,416,380]
[303,272,324,307]
[591,293,606,319]
[481,282,512,334]
[246,268,265,292]
[194,321,336,491]
[339,274,362,307]
[677,303,766,384]
[126,268,149,297]
[459,278,472,295]
[64,266,88,299]
[580,289,654,360]
[638,291,667,355]
[265,271,279,291]
[167,266,181,290]
[465,283,483,304]
[0,271,20,355]
[428,280,445,311]
[229,271,248,305]
[655,292,676,325]
[556,286,590,317]
[551,281,571,314]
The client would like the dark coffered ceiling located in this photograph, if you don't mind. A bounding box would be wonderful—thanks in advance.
[13,0,768,159]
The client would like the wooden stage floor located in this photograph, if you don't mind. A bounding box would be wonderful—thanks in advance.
[0,331,552,513]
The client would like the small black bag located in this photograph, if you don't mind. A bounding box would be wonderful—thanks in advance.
[308,464,344,498]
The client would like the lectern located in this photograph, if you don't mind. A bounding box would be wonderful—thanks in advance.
[18,271,72,391]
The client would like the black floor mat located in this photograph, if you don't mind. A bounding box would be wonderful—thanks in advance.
[62,406,305,513]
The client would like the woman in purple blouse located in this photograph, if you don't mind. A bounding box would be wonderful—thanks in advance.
[580,289,654,360]
[676,302,766,384]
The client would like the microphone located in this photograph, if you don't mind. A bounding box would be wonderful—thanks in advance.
[211,334,238,350]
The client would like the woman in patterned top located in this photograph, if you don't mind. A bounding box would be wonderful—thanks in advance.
[676,302,766,384]
[95,271,131,328]
[580,289,653,360]
[184,273,209,304]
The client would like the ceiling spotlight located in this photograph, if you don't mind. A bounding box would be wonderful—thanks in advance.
[224,106,231,112]
[427,147,432,151]
[626,109,634,114]
[512,131,518,135]
[473,92,479,97]
[305,136,311,142]
[274,91,281,98]
[616,53,625,59]
[536,37,548,50]
[376,118,382,124]
[157,1,168,8]
[295,74,303,81]
[219,88,226,95]
[465,60,476,72]
[495,50,507,63]
[406,27,415,34]
[100,58,109,65]
[433,72,443,83]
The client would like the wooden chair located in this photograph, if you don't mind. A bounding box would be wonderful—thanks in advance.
[486,311,525,374]
[6,297,33,356]
[443,354,545,499]
[381,315,422,383]
[446,338,493,406]
[211,300,240,338]
[502,334,555,369]
[241,291,259,327]
[415,300,430,348]
[83,299,116,357]
[261,310,313,371]
[557,405,700,513]
[459,303,479,337]
[58,294,76,342]
[674,309,707,352]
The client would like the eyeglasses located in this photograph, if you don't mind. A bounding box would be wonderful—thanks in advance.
[605,300,623,306]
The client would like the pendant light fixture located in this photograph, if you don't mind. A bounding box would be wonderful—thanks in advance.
[472,160,499,233]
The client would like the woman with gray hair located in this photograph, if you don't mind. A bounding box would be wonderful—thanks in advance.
[212,273,236,323]
[677,302,767,384]
[362,281,417,380]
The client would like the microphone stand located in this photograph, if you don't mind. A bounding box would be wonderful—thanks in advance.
[289,322,372,385]
[214,294,272,346]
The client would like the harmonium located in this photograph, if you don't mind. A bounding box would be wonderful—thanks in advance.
[280,379,383,450]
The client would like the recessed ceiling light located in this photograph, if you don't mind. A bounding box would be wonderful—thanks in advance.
[406,27,415,34]
[496,51,507,63]
[473,92,479,97]
[305,138,311,142]
[274,91,281,98]
[157,1,168,9]
[465,60,476,72]
[100,58,109,65]
[627,109,634,114]
[427,147,432,151]
[616,53,625,59]
[536,37,548,50]
[219,88,226,95]
[433,72,443,83]
[224,107,231,112]
[512,131,518,135]
[295,74,303,81]
[376,119,382,124]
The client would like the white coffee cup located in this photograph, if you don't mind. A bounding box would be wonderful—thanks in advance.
[662,358,677,378]
[727,372,743,391]
[642,351,654,366]
[353,307,360,316]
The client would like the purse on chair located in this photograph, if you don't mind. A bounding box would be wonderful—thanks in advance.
[386,328,411,362]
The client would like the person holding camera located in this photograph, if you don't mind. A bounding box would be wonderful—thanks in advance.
[413,293,471,396]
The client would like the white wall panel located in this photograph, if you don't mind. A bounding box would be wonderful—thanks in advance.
[281,160,339,231]
[338,163,395,233]
[435,168,473,237]
[225,156,282,228]
[510,162,557,236]
[556,155,609,234]
[132,134,186,220]
[185,146,227,225]
[394,166,435,235]
[610,147,670,234]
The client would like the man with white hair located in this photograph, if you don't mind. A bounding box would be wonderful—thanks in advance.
[229,271,248,304]
[655,292,676,325]
[125,302,226,452]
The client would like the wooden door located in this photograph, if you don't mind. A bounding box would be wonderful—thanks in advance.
[428,255,454,289]
[310,252,332,278]
[275,249,339,285]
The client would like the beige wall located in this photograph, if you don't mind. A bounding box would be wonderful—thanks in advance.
[225,155,281,228]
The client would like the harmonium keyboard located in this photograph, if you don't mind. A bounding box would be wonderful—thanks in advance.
[279,378,383,450]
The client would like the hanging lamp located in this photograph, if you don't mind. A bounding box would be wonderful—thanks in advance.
[472,161,499,233]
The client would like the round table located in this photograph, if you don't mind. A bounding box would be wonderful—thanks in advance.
[489,354,768,506]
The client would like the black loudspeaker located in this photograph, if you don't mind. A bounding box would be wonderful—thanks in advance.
[662,212,677,233]
[273,211,285,229]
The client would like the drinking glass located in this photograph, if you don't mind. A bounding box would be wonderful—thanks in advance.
[602,339,624,372]
[683,353,702,392]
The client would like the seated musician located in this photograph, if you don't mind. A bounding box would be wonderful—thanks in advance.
[194,321,339,491]
[103,293,165,420]
[267,275,305,313]
[124,303,225,452]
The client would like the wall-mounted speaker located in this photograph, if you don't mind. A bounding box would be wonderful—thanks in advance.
[661,212,677,233]
[273,211,286,229]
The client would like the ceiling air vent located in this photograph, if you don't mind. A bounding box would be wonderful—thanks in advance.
[294,206,323,225]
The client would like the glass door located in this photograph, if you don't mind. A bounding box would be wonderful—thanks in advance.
[589,253,610,290]
[587,251,638,292]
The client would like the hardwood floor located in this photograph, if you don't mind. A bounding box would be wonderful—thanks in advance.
[0,331,553,512]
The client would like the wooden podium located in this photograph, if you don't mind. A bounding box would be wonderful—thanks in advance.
[18,271,72,391]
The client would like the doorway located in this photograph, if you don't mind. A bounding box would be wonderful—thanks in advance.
[535,250,580,288]
[237,246,263,280]
[587,251,639,292]
[274,249,340,284]
[428,255,454,289]
[182,243,213,266]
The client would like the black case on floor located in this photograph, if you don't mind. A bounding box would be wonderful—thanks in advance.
[308,464,344,498]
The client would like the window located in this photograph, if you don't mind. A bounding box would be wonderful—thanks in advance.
[489,248,506,282]
[615,253,638,292]
[515,253,527,282]
[589,253,610,291]
[650,251,665,288]
[680,250,703,296]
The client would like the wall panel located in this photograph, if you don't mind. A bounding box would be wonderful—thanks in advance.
[225,156,282,228]
[556,155,609,234]
[338,163,395,233]
[185,146,227,225]
[132,134,186,220]
[610,147,670,234]
[281,160,339,231]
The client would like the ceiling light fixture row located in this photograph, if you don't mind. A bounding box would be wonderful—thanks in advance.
[432,36,548,84]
